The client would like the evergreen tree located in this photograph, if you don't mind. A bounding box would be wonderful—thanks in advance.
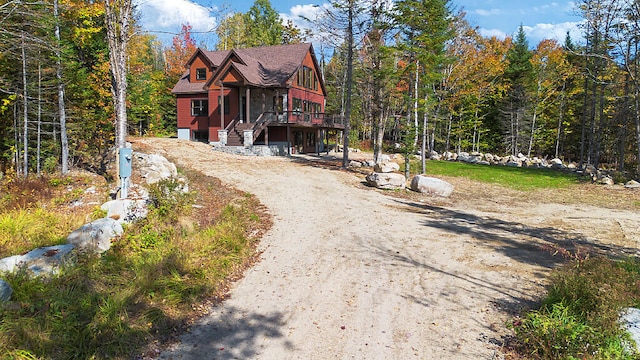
[244,0,285,47]
[503,25,533,155]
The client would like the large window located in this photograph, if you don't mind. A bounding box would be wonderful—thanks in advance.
[195,68,206,80]
[191,99,208,116]
[297,66,318,91]
[292,98,321,119]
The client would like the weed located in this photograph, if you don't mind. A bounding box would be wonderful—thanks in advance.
[0,168,269,359]
[511,257,640,359]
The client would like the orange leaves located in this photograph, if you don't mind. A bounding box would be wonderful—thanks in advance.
[164,24,197,81]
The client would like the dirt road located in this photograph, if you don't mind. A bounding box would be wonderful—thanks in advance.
[136,138,640,359]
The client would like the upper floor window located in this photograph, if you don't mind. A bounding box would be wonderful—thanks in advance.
[191,99,208,116]
[195,68,207,81]
[297,66,318,91]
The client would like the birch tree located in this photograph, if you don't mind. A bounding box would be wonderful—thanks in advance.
[104,0,132,149]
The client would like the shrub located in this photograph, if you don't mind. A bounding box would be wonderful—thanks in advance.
[512,257,640,359]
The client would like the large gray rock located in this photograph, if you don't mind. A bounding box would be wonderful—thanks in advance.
[0,279,11,302]
[101,198,149,223]
[0,255,24,273]
[374,161,400,173]
[410,175,454,197]
[366,172,406,190]
[67,218,123,254]
[134,152,178,185]
[621,308,640,352]
[625,180,640,189]
[21,244,76,276]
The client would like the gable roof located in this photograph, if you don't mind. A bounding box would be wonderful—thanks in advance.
[172,43,323,94]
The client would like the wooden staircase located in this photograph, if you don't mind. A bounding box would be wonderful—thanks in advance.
[226,122,253,146]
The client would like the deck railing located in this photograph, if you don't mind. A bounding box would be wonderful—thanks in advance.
[257,111,345,127]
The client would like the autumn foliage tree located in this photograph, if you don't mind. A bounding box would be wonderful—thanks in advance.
[164,24,197,82]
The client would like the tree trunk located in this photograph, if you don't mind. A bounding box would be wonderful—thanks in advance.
[37,60,41,176]
[22,32,28,178]
[555,82,566,158]
[413,61,419,148]
[54,0,69,174]
[421,92,428,174]
[341,0,354,168]
[105,0,131,150]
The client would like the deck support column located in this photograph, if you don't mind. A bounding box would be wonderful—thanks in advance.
[220,83,225,129]
[246,87,251,123]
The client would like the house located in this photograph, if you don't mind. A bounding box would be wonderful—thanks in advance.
[172,43,344,154]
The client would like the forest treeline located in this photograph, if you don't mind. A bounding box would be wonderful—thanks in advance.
[2,0,640,178]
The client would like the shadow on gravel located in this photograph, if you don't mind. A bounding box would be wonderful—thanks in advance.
[159,307,292,360]
[365,242,536,308]
[395,200,639,266]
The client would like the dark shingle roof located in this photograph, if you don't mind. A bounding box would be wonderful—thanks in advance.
[172,43,313,94]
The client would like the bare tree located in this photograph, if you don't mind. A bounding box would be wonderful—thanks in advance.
[104,0,132,150]
[53,0,68,174]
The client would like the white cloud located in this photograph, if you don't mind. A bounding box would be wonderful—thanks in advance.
[281,3,335,44]
[478,28,507,40]
[523,21,583,45]
[474,8,502,17]
[135,0,217,35]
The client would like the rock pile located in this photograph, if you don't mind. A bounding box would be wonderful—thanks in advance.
[0,151,183,302]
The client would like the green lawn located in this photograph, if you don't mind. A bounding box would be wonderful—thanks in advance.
[421,160,584,191]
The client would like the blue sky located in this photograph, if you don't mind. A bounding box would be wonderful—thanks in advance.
[135,0,583,49]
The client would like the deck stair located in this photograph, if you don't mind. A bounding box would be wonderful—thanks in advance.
[226,122,253,146]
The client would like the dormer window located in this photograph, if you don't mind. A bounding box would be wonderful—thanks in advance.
[195,68,206,81]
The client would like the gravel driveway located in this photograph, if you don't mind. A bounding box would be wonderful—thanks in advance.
[137,138,640,360]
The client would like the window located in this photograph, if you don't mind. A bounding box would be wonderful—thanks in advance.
[306,132,315,147]
[297,66,318,91]
[292,98,302,114]
[195,68,206,81]
[272,96,283,113]
[217,96,230,114]
[191,99,208,116]
[297,68,304,87]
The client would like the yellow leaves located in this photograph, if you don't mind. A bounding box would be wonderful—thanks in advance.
[0,94,17,115]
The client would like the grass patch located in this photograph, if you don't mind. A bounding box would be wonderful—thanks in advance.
[0,171,270,359]
[411,160,583,191]
[510,257,640,359]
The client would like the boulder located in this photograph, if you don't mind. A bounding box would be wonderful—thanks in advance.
[550,158,563,166]
[625,180,640,189]
[621,308,640,352]
[0,255,24,273]
[410,175,454,197]
[66,218,123,254]
[101,198,149,223]
[349,160,362,168]
[366,172,406,190]
[21,244,76,276]
[134,152,178,185]
[379,154,392,163]
[443,152,457,161]
[428,151,441,160]
[0,279,11,302]
[598,176,615,186]
[374,162,400,173]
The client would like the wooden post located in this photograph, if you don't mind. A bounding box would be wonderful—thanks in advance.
[245,87,251,123]
[220,83,225,129]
